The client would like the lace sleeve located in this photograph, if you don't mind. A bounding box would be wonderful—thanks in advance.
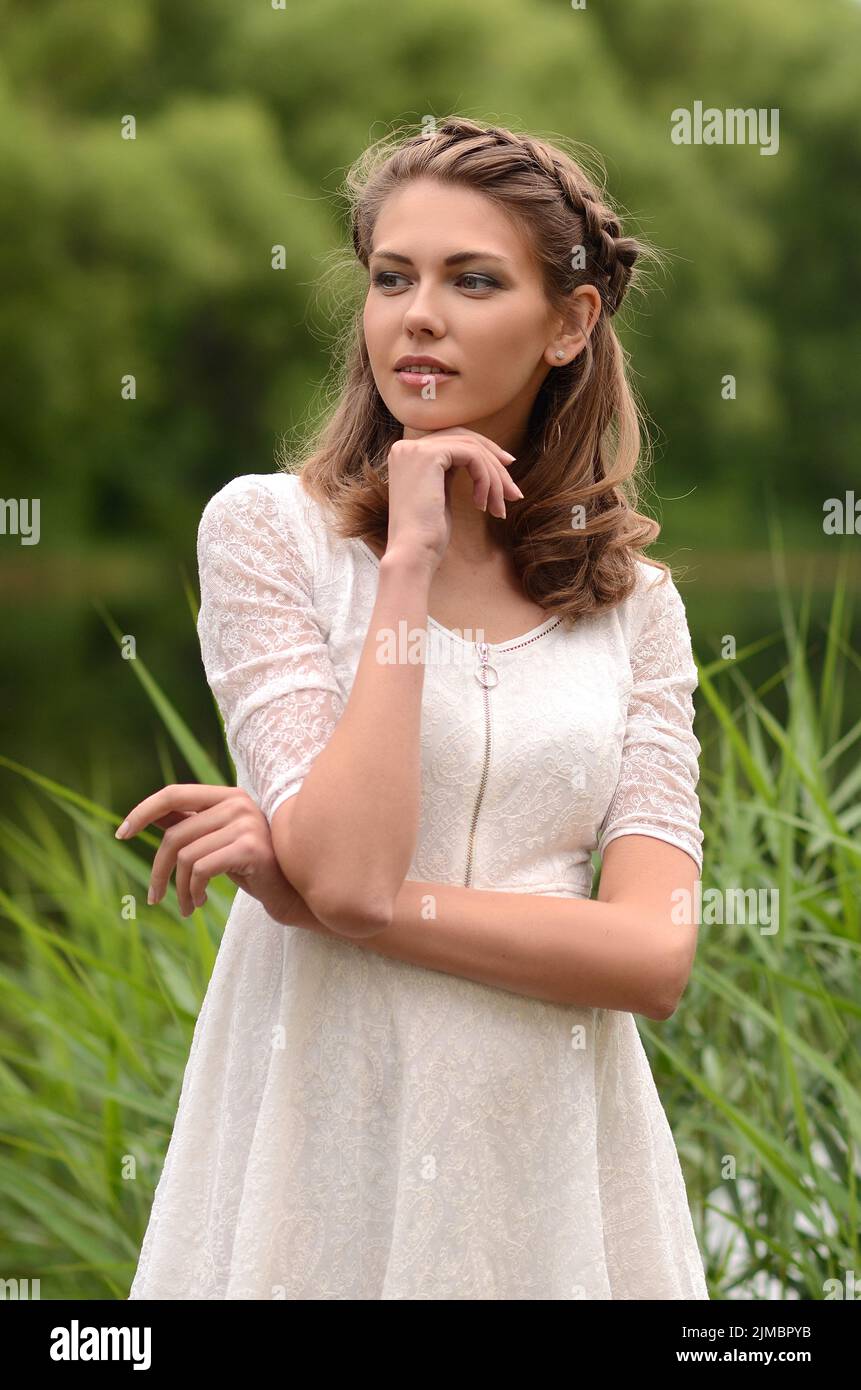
[597,570,704,874]
[196,475,346,824]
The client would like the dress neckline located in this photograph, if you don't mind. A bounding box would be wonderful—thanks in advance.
[355,538,562,652]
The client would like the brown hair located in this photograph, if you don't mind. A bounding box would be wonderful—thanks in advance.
[277,116,672,623]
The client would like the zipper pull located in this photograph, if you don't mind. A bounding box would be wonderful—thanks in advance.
[475,641,499,689]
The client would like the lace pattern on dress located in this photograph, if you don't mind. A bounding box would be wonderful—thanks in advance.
[196,476,346,823]
[597,569,704,873]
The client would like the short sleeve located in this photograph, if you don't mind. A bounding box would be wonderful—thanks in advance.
[597,569,704,874]
[196,474,346,823]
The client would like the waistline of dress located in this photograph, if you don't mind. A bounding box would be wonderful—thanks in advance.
[474,879,592,900]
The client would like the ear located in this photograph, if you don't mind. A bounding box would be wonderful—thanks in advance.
[548,285,603,365]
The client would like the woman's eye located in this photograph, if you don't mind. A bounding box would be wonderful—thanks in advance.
[458,272,499,291]
[371,271,499,292]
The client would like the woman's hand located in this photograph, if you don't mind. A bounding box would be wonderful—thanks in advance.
[115,784,320,928]
[385,426,523,573]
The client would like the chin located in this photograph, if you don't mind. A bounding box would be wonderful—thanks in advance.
[384,400,462,429]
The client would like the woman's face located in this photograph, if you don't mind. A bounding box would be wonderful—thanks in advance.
[363,178,588,447]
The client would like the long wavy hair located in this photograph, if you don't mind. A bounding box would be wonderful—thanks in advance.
[277,116,672,622]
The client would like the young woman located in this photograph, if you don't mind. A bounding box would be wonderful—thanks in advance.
[124,117,708,1300]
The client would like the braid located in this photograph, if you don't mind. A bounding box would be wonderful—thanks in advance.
[434,120,639,317]
[516,136,639,317]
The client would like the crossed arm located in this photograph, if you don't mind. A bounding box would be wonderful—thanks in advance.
[267,544,699,1021]
[270,801,699,1019]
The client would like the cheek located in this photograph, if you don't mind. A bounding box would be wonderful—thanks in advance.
[363,326,388,384]
[362,299,374,344]
[363,291,384,331]
[469,339,539,397]
[363,299,397,359]
[471,303,542,358]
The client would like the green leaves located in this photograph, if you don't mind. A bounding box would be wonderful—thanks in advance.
[0,602,235,1298]
[644,556,861,1298]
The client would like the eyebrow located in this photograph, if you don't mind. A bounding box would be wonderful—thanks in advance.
[369,249,514,269]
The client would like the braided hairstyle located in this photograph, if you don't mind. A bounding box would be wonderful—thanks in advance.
[350,117,644,324]
[449,121,641,319]
[293,116,671,621]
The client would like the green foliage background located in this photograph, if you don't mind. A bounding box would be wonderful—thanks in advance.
[2,0,860,798]
[1,0,859,1301]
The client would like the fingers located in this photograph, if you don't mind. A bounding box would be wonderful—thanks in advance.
[471,464,492,514]
[460,433,525,503]
[484,456,525,516]
[480,441,525,508]
[180,842,252,914]
[115,784,244,840]
[391,428,526,529]
[479,437,517,470]
[448,428,516,470]
[467,452,500,516]
[502,471,525,499]
[442,433,523,518]
[148,804,235,911]
[485,449,509,518]
[172,825,240,915]
[417,427,523,502]
[152,810,197,830]
[430,437,505,518]
[115,785,258,916]
[459,443,511,518]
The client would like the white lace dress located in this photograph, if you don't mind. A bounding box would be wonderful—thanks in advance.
[128,470,708,1301]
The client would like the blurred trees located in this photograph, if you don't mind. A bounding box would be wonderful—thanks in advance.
[0,0,858,791]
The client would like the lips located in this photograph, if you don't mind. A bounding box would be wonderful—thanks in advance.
[395,367,456,377]
[394,356,458,373]
[394,365,458,388]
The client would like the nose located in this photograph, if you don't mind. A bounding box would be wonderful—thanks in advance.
[401,284,446,338]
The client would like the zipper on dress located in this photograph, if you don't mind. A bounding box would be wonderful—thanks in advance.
[463,621,562,888]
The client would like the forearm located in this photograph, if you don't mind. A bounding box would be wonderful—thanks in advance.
[262,869,673,1016]
[271,548,433,930]
[356,879,675,1017]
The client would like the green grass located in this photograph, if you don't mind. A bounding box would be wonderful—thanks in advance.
[0,543,858,1300]
[640,539,861,1299]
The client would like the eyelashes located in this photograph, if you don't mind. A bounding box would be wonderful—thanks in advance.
[371,271,501,293]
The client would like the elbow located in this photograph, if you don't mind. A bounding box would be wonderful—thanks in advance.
[270,798,396,940]
[306,886,394,941]
[644,982,680,1021]
[281,860,395,941]
[646,993,677,1022]
[648,934,696,1020]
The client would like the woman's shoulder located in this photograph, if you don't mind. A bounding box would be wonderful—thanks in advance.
[197,470,328,575]
[199,470,325,540]
[607,558,691,647]
[199,469,304,516]
[631,557,689,611]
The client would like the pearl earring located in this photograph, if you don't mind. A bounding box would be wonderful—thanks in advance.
[554,350,566,360]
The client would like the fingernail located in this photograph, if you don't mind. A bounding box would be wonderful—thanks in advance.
[115,820,129,839]
[147,886,155,904]
[502,451,516,461]
[513,486,524,498]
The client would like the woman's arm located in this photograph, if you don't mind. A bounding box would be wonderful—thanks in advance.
[194,473,437,942]
[272,430,518,938]
[271,545,435,937]
[270,833,700,1020]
